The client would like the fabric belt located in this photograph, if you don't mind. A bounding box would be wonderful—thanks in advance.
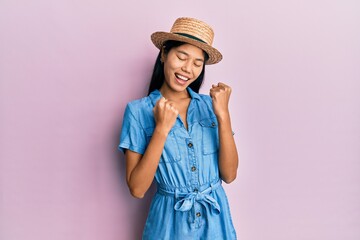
[157,179,222,220]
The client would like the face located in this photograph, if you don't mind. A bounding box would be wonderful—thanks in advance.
[161,43,205,93]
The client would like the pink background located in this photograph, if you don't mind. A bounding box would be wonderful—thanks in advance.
[1,0,360,239]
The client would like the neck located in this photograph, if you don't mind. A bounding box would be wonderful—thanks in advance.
[159,86,190,101]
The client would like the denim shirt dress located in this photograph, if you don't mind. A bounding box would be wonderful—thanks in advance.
[118,88,237,240]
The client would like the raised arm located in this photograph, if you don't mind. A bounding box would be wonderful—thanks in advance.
[125,97,178,198]
[210,83,239,183]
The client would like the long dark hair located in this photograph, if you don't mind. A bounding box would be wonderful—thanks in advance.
[147,40,209,95]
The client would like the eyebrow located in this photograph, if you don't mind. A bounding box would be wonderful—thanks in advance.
[176,50,205,62]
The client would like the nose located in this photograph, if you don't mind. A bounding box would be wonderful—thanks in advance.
[181,60,192,73]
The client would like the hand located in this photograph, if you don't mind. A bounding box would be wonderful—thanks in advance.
[209,82,232,118]
[153,97,179,134]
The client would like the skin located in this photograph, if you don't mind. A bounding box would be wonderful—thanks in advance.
[125,43,239,198]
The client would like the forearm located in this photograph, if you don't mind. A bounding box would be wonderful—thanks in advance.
[127,127,168,198]
[217,112,238,183]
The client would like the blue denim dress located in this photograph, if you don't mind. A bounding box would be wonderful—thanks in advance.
[118,88,237,240]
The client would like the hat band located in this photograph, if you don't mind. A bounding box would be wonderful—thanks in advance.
[174,32,206,44]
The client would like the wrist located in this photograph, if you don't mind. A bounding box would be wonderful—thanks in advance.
[154,125,170,138]
[215,111,231,123]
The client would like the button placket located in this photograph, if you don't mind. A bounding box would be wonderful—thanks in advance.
[186,138,199,189]
[193,202,203,227]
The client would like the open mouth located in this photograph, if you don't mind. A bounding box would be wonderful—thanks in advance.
[175,73,190,81]
[175,73,191,85]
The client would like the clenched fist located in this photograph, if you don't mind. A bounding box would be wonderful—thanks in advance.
[153,97,179,134]
[209,82,232,118]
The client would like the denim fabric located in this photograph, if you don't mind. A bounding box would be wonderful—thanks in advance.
[118,88,237,240]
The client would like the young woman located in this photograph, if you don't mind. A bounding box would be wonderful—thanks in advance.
[118,17,238,239]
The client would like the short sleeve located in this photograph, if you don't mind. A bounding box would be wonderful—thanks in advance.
[118,104,147,155]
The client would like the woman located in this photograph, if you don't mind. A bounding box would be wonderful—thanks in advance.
[118,17,238,239]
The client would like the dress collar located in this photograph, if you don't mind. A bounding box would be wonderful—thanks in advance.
[149,87,201,106]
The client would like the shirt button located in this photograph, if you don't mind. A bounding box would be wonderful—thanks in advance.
[196,212,201,217]
[193,188,198,193]
[191,166,196,172]
[188,142,193,148]
[211,122,216,127]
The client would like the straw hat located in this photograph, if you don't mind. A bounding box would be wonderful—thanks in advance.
[151,17,222,65]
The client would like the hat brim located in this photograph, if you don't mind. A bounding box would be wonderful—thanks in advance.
[151,32,223,65]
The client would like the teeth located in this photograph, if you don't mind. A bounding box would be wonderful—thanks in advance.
[176,74,189,81]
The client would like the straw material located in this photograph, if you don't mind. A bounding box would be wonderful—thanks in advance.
[151,17,223,65]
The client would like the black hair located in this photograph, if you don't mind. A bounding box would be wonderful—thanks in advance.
[147,40,209,95]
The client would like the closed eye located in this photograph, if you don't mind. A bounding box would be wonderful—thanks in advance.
[177,54,187,61]
[194,61,203,67]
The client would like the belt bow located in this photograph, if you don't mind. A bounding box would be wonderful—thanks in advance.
[173,181,221,215]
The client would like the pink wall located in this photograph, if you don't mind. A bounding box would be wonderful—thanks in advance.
[1,0,359,239]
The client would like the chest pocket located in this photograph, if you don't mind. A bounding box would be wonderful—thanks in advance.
[199,117,219,155]
[144,127,181,163]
